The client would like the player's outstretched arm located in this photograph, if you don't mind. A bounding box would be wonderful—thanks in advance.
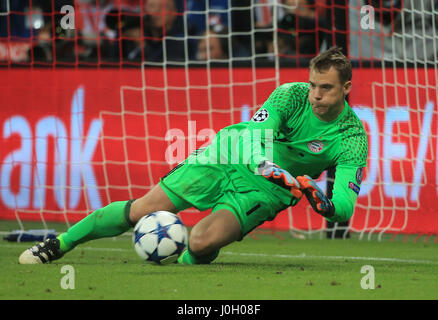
[257,161,303,199]
[296,175,335,218]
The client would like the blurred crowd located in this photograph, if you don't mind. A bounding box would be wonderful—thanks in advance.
[0,0,329,65]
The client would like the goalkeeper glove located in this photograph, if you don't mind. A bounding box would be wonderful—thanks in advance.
[296,175,335,218]
[257,161,302,199]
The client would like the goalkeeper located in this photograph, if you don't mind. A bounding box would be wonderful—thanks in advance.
[19,46,368,265]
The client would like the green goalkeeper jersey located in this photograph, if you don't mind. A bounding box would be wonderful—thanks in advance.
[192,82,368,223]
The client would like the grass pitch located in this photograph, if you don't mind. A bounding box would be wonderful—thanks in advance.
[1,221,438,301]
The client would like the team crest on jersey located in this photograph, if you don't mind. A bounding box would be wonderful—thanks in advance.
[307,140,324,153]
[252,108,269,122]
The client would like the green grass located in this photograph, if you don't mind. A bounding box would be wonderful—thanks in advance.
[1,221,438,300]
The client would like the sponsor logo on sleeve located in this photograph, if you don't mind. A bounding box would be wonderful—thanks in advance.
[349,181,361,195]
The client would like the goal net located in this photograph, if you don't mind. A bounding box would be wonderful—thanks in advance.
[347,0,438,240]
[0,0,437,241]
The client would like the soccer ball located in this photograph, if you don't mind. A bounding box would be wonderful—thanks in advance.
[133,211,188,265]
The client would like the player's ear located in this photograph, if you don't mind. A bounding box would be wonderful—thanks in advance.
[343,80,352,96]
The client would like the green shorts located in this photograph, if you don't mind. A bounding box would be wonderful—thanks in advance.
[159,162,292,238]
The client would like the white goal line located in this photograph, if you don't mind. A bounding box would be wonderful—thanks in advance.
[2,244,437,265]
[221,251,438,265]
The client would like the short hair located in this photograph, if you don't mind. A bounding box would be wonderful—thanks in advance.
[309,46,352,84]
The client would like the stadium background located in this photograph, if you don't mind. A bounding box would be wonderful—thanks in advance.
[1,0,437,238]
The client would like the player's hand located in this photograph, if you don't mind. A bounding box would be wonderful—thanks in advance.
[258,161,302,199]
[296,175,335,218]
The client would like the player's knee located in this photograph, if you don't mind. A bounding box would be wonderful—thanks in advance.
[189,210,241,256]
[188,229,216,256]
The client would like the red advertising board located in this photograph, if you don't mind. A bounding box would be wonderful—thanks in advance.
[0,68,437,234]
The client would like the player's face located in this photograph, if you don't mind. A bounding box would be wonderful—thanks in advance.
[308,66,352,121]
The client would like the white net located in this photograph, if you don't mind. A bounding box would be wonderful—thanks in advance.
[2,0,437,240]
[344,0,438,240]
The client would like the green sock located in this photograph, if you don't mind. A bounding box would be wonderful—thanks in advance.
[177,246,219,265]
[57,200,135,253]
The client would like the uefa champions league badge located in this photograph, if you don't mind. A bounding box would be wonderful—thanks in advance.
[356,167,364,184]
[307,140,324,153]
[251,108,269,122]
